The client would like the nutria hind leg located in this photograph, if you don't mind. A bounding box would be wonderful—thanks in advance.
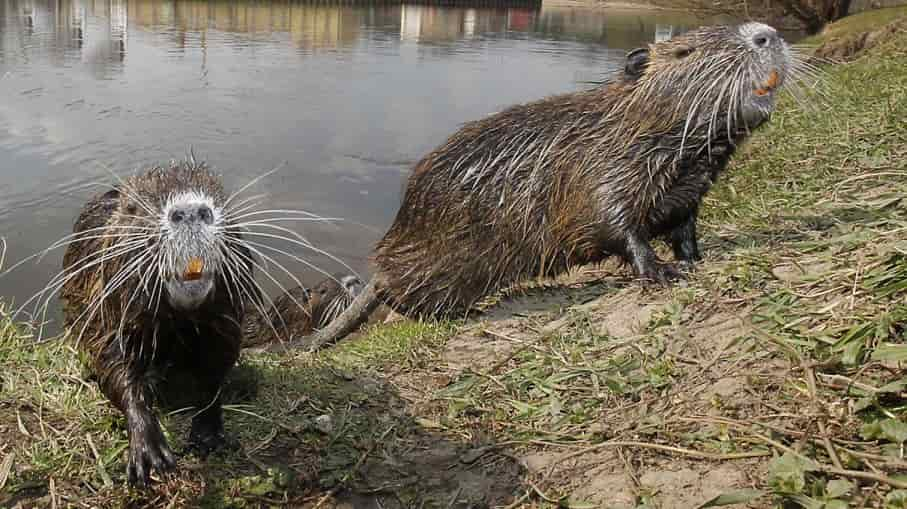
[669,213,702,266]
[185,348,238,457]
[624,230,684,285]
[188,392,227,457]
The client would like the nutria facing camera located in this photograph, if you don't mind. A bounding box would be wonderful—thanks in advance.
[57,160,272,487]
[290,22,811,351]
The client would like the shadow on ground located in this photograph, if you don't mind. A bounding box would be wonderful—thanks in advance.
[0,355,524,508]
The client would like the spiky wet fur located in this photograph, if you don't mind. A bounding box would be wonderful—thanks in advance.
[59,160,254,487]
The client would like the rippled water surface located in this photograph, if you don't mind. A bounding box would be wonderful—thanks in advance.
[1,0,730,324]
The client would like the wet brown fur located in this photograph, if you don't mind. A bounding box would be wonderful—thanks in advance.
[373,24,791,317]
[289,23,806,350]
[60,161,253,486]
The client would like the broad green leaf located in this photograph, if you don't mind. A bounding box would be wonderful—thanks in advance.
[789,494,825,509]
[872,343,907,362]
[881,419,907,443]
[878,378,907,393]
[841,339,864,366]
[853,395,876,412]
[886,490,907,509]
[695,489,765,508]
[825,479,854,498]
[861,420,884,440]
[768,452,816,493]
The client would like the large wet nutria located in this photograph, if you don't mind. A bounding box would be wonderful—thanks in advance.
[243,273,362,347]
[288,22,810,351]
[57,160,264,487]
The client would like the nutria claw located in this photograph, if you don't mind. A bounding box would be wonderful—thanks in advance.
[127,425,176,487]
[638,262,686,286]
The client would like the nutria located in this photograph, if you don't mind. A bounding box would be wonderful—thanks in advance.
[53,159,320,487]
[284,22,811,351]
[243,273,362,347]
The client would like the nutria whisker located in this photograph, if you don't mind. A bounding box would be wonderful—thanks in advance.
[321,286,356,327]
[217,237,296,338]
[239,237,342,289]
[217,244,282,336]
[222,194,266,217]
[1,225,156,278]
[218,233,301,314]
[102,171,158,217]
[225,217,342,229]
[225,220,356,270]
[221,236,317,305]
[223,208,336,221]
[72,249,158,347]
[76,245,157,324]
[15,239,151,327]
[222,164,286,209]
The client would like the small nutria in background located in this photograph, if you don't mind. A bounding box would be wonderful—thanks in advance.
[243,273,362,348]
[55,159,323,487]
[298,22,814,350]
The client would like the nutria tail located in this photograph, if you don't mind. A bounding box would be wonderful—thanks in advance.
[270,277,382,352]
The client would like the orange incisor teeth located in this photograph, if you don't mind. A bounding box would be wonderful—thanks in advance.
[184,258,204,281]
[755,69,780,96]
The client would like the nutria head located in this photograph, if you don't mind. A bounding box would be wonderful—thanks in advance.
[620,22,797,142]
[116,163,234,312]
[313,274,363,328]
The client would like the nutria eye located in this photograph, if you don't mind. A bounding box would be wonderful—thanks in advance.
[673,46,694,59]
[126,204,137,215]
[198,206,214,225]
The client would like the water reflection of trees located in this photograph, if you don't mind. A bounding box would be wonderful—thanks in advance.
[0,0,126,76]
[1,0,712,72]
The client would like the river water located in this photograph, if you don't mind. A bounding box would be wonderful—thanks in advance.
[0,0,733,325]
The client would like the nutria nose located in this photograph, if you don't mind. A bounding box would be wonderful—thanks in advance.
[751,28,778,48]
[169,205,214,225]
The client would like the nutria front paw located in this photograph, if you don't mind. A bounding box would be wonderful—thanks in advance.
[677,259,699,273]
[127,431,176,488]
[638,262,685,286]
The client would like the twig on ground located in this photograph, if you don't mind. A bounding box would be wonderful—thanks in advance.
[85,434,113,488]
[804,366,844,470]
[546,440,770,478]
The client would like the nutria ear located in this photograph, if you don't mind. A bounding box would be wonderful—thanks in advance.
[624,48,650,78]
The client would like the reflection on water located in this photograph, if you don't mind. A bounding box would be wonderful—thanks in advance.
[0,0,723,327]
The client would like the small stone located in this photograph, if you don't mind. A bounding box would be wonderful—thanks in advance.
[314,414,333,434]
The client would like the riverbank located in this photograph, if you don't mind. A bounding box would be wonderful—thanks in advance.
[2,9,906,508]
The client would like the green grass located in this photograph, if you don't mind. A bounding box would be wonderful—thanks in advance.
[2,8,907,508]
[820,6,907,39]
